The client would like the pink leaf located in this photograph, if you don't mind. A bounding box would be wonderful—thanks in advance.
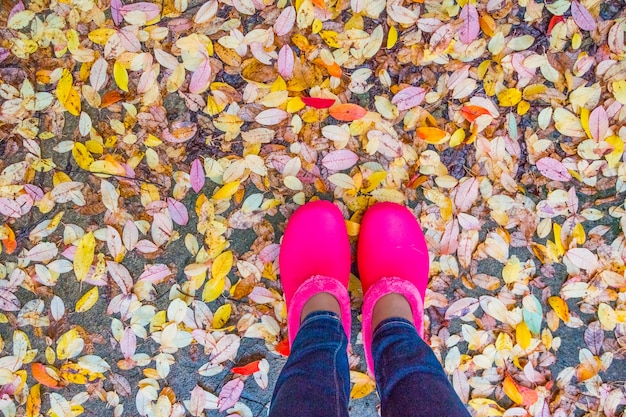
[458,4,479,44]
[106,261,133,295]
[565,248,599,271]
[107,226,124,261]
[190,159,205,193]
[454,178,479,212]
[0,198,21,218]
[119,27,142,53]
[123,220,138,251]
[151,212,173,247]
[111,0,123,25]
[138,264,171,284]
[218,379,244,412]
[274,6,296,36]
[135,240,159,253]
[255,109,289,126]
[187,386,207,417]
[571,0,597,31]
[391,87,426,111]
[189,59,212,94]
[321,149,359,171]
[536,157,572,182]
[440,219,460,255]
[120,327,136,359]
[120,2,161,21]
[90,58,108,92]
[259,244,280,263]
[278,45,295,79]
[167,198,189,226]
[588,106,608,142]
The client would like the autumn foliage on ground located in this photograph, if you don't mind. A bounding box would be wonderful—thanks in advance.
[0,0,626,415]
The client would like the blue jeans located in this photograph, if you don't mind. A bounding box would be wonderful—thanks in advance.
[268,312,471,417]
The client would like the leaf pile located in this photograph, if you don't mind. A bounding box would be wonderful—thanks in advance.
[1,0,626,415]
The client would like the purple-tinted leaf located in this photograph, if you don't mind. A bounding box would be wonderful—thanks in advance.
[138,264,171,284]
[0,198,21,218]
[190,159,205,193]
[584,321,604,355]
[391,87,426,111]
[0,48,9,64]
[111,0,123,25]
[536,157,572,182]
[120,2,161,21]
[218,378,244,412]
[9,1,25,20]
[106,261,133,295]
[120,327,136,359]
[167,197,189,226]
[0,289,20,311]
[571,0,597,31]
[259,244,280,263]
[459,4,479,44]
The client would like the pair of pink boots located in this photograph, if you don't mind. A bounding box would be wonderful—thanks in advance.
[280,200,429,373]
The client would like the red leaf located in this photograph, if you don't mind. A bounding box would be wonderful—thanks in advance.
[231,360,260,375]
[459,4,480,44]
[275,339,290,356]
[301,97,336,109]
[547,16,564,35]
[329,103,367,121]
[571,0,597,31]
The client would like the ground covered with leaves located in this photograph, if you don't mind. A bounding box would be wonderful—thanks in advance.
[0,0,626,415]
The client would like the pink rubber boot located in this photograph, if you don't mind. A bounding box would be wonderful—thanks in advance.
[358,202,430,373]
[279,200,352,347]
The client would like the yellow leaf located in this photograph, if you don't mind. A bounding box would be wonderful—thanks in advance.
[613,80,626,104]
[503,375,523,405]
[212,250,233,280]
[26,384,41,417]
[56,329,84,360]
[387,26,398,49]
[449,128,466,147]
[75,287,98,313]
[548,296,570,323]
[114,61,129,92]
[213,180,240,200]
[502,256,521,284]
[605,135,624,168]
[497,88,522,107]
[60,362,104,385]
[349,371,376,399]
[552,223,565,257]
[580,107,591,139]
[56,69,81,116]
[517,100,530,115]
[88,28,117,45]
[212,304,232,329]
[572,223,586,245]
[598,303,617,331]
[72,142,94,170]
[516,321,531,350]
[202,277,225,302]
[74,232,96,282]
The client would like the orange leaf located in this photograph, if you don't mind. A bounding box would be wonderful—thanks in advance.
[2,225,17,254]
[415,127,448,144]
[461,105,491,122]
[311,58,342,77]
[31,363,62,389]
[329,103,367,121]
[231,360,260,375]
[101,90,123,108]
[275,339,290,356]
[311,0,326,11]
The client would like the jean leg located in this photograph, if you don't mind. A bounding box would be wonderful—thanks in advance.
[268,311,350,417]
[372,318,471,417]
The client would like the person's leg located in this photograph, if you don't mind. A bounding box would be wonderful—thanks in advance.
[272,201,353,416]
[268,309,350,417]
[371,295,471,417]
